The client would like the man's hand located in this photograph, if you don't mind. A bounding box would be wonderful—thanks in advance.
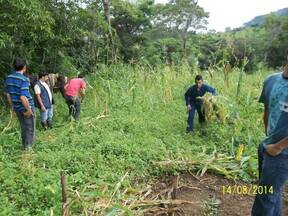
[187,104,192,112]
[79,88,85,102]
[40,105,46,112]
[265,137,288,157]
[20,95,33,118]
[23,109,33,118]
[265,144,283,157]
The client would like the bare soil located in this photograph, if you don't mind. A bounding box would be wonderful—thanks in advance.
[143,172,288,216]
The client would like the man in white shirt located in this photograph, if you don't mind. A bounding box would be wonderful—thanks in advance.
[34,73,54,129]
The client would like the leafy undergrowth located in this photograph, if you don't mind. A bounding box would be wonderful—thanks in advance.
[0,65,269,215]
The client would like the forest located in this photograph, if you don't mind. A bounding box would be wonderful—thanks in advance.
[0,0,287,79]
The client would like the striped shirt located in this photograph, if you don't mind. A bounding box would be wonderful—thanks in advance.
[4,72,34,112]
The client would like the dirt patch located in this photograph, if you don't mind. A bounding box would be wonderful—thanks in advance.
[143,172,288,216]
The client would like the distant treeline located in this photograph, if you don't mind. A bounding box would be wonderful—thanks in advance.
[0,0,287,80]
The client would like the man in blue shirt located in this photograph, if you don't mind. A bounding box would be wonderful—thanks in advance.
[184,75,216,133]
[4,59,35,150]
[252,67,288,216]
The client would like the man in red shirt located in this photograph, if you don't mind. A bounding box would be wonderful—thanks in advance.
[64,73,86,120]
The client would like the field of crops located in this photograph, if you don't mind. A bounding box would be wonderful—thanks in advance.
[0,65,271,215]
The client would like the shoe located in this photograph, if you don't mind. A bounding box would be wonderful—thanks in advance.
[47,120,53,128]
[41,122,48,130]
[23,145,33,151]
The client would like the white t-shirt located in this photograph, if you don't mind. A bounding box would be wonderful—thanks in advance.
[34,81,53,103]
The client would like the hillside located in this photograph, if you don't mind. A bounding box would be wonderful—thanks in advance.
[244,7,288,26]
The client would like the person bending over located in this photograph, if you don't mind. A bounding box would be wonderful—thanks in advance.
[64,73,86,120]
[184,75,216,133]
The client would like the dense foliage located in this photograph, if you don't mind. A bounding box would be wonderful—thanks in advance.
[0,0,287,82]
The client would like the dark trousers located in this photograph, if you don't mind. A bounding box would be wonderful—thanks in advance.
[66,96,81,120]
[252,144,288,216]
[186,104,205,132]
[16,111,36,149]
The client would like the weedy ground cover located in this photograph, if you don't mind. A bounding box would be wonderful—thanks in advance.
[0,64,270,215]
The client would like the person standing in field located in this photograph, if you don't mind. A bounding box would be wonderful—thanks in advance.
[252,65,288,216]
[184,75,216,133]
[4,59,35,150]
[34,72,54,129]
[64,73,86,120]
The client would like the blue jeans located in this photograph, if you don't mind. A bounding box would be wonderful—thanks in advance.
[252,144,288,216]
[66,96,81,120]
[40,105,53,123]
[16,111,36,150]
[186,104,205,132]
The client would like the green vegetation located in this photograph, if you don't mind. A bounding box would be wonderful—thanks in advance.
[0,0,287,82]
[0,64,270,215]
[1,0,287,215]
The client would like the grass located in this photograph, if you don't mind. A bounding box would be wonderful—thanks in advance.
[0,64,270,215]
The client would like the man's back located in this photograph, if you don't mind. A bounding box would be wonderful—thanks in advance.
[5,72,34,112]
[65,78,86,97]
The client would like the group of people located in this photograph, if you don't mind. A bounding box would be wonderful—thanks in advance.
[3,57,288,215]
[4,58,86,150]
[185,69,288,216]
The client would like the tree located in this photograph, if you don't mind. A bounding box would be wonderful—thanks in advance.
[110,0,153,62]
[264,15,288,67]
[102,0,115,63]
[0,0,54,74]
[154,0,208,59]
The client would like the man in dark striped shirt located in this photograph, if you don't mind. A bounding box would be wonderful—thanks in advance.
[4,59,35,150]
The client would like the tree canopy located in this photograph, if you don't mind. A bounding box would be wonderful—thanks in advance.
[0,0,287,80]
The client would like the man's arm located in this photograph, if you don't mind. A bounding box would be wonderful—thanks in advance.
[263,102,288,157]
[35,94,46,112]
[20,80,33,117]
[79,88,85,102]
[266,137,288,157]
[34,85,46,111]
[79,80,86,102]
[20,95,33,117]
[206,85,216,96]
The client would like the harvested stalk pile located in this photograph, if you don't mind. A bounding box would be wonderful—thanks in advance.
[197,93,228,123]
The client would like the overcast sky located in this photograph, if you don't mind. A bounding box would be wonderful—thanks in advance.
[155,0,288,32]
